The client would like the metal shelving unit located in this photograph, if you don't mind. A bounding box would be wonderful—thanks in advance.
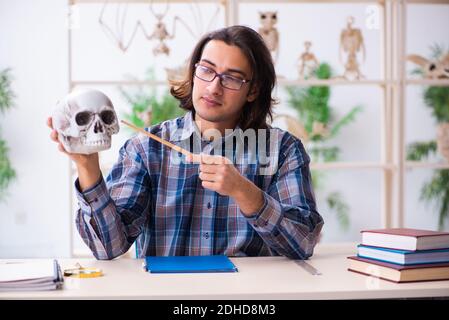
[67,0,449,257]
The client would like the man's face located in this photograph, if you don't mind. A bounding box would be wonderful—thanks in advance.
[192,40,257,129]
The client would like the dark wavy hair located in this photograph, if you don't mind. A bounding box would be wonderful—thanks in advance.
[170,25,277,130]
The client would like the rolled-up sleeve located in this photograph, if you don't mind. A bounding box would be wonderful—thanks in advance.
[245,137,324,260]
[75,138,151,260]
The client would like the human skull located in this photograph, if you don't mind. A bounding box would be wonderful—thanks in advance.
[52,89,120,154]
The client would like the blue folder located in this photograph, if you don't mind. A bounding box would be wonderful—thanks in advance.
[144,255,238,273]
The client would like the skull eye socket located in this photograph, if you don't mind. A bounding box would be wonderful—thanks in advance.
[100,110,116,125]
[75,111,93,126]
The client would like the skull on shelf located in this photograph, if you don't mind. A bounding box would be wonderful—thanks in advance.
[52,89,120,154]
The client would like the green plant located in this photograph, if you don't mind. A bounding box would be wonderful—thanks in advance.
[286,63,363,231]
[0,68,16,201]
[120,69,185,129]
[406,44,449,230]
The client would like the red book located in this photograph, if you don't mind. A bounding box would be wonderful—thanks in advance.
[347,256,449,283]
[361,228,449,251]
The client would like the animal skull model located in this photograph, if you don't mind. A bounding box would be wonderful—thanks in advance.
[52,89,120,154]
[407,54,449,79]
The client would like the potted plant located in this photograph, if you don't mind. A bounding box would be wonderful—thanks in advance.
[0,68,16,201]
[406,44,449,230]
[281,63,363,231]
[119,69,185,129]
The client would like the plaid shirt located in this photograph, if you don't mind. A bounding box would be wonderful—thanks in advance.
[75,111,324,260]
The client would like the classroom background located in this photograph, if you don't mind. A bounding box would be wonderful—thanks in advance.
[1,0,448,258]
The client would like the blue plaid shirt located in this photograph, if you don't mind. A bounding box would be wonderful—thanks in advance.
[75,111,323,260]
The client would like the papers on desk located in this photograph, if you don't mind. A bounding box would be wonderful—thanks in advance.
[0,259,64,291]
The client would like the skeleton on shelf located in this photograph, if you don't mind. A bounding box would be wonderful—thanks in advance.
[339,16,366,80]
[98,0,221,57]
[297,41,319,80]
[407,53,449,79]
[258,11,279,63]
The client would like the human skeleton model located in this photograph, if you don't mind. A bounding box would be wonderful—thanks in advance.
[98,0,220,56]
[339,16,366,80]
[258,11,279,63]
[298,41,319,79]
[407,53,449,79]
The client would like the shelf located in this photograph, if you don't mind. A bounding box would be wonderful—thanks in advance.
[72,80,169,87]
[308,162,394,170]
[407,0,449,4]
[278,78,387,87]
[406,79,449,87]
[405,161,449,170]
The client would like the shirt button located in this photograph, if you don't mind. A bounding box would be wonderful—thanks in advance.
[207,202,211,209]
[204,232,209,239]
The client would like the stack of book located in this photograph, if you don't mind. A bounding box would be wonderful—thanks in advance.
[0,259,64,291]
[347,228,449,283]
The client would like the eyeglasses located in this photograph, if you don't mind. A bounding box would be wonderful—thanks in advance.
[194,63,251,91]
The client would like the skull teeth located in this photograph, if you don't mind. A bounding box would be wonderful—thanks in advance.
[84,140,110,146]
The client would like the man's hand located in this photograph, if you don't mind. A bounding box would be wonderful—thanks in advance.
[186,153,265,217]
[47,116,101,191]
[189,153,239,197]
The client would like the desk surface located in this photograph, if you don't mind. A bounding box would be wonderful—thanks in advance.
[1,243,449,300]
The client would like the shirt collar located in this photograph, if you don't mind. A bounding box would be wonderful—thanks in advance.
[169,111,244,146]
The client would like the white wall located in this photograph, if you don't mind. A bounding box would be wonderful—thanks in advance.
[0,0,70,257]
[0,1,448,258]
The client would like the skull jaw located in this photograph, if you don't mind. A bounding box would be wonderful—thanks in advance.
[59,134,112,155]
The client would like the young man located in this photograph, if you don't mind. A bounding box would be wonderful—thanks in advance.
[48,25,323,260]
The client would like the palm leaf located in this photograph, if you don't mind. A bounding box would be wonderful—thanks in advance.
[329,105,363,138]
[406,141,437,161]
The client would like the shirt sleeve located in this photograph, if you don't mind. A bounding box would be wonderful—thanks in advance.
[244,136,324,260]
[75,139,151,260]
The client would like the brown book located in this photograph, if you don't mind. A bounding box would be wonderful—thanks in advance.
[361,228,449,251]
[347,256,449,283]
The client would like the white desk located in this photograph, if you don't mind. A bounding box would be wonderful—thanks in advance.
[1,243,449,299]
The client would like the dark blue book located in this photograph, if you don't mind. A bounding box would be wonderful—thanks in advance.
[144,255,238,273]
